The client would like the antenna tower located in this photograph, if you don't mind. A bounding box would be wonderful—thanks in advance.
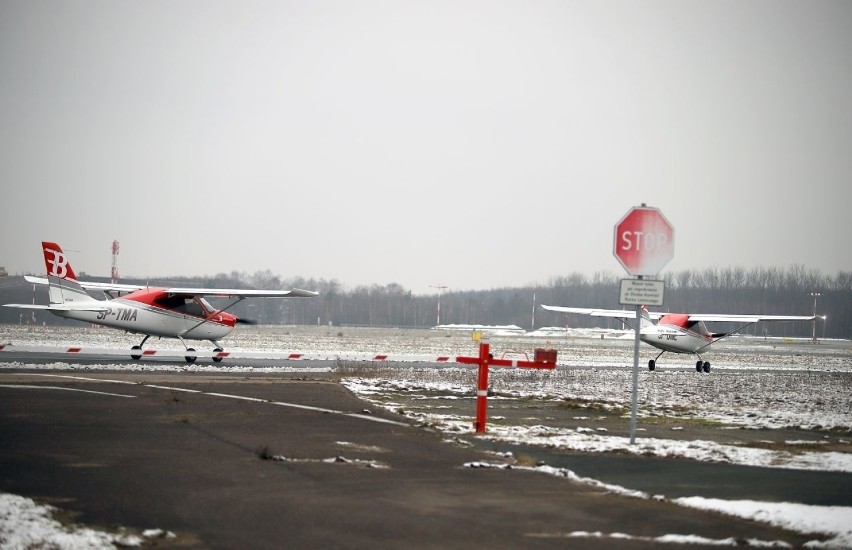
[111,240,120,283]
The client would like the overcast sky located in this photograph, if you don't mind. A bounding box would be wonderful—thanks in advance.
[2,1,850,294]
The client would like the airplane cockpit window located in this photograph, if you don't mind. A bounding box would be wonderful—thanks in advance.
[154,295,207,317]
[178,298,205,317]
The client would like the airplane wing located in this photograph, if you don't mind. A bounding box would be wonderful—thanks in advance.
[686,314,816,323]
[162,288,319,298]
[541,305,665,319]
[24,276,318,298]
[541,306,814,323]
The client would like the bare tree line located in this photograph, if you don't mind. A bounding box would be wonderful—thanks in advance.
[1,265,849,338]
[193,265,851,338]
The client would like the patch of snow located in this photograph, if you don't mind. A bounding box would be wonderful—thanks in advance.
[466,463,852,548]
[0,493,144,549]
[674,497,852,549]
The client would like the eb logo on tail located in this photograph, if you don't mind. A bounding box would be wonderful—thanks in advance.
[42,242,78,281]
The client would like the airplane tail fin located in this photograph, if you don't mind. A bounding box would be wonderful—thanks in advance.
[40,242,95,306]
[640,305,654,328]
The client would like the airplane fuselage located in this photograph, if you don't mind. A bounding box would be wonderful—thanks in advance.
[49,296,234,341]
[640,324,711,355]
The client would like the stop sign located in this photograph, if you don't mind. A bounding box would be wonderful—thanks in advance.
[613,206,674,276]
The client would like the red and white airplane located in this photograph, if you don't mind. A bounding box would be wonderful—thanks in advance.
[4,242,318,362]
[541,304,816,372]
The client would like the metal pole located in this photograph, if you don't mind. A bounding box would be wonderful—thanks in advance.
[810,292,820,343]
[629,278,642,445]
[531,291,536,331]
[430,284,447,327]
[630,304,641,444]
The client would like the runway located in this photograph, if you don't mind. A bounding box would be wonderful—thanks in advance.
[1,349,849,547]
[0,370,818,548]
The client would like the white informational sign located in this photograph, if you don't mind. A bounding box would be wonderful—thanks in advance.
[619,279,665,307]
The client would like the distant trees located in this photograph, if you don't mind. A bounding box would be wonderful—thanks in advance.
[535,265,848,338]
[1,265,849,339]
[268,265,849,338]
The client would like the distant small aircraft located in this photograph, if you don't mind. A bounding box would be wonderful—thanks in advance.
[541,304,816,372]
[4,242,318,362]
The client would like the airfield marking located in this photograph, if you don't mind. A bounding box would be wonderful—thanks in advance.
[0,373,409,427]
[0,384,137,398]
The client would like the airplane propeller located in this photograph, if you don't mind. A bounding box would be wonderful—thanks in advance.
[236,317,258,325]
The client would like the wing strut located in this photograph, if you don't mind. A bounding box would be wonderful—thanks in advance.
[696,321,760,353]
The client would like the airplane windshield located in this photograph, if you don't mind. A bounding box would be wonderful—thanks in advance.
[198,297,215,313]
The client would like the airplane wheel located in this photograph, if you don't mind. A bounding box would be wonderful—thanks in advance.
[648,359,655,371]
[696,360,703,372]
[131,345,142,360]
[703,362,711,373]
[212,347,224,363]
[185,348,197,363]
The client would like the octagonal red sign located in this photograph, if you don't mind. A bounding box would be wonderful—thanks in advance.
[613,206,674,276]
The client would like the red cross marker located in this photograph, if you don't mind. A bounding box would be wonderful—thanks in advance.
[456,342,556,433]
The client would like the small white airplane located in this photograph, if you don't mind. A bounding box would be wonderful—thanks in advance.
[541,304,816,372]
[4,242,318,362]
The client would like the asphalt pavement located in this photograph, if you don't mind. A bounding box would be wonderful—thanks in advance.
[0,364,829,548]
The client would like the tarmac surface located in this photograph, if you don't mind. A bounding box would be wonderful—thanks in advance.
[0,359,832,548]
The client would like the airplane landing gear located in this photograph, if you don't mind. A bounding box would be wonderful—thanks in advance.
[209,340,225,363]
[130,335,151,360]
[176,336,197,363]
[649,350,665,371]
[647,352,710,373]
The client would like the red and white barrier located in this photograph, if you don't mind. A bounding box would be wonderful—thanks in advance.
[0,343,458,363]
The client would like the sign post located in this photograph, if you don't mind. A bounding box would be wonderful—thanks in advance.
[613,204,674,444]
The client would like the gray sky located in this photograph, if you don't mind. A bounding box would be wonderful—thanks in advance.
[2,1,850,295]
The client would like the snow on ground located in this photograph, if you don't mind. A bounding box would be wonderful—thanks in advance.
[341,365,852,433]
[448,415,852,472]
[2,323,849,369]
[2,324,851,547]
[465,462,852,548]
[0,492,176,549]
[674,497,852,549]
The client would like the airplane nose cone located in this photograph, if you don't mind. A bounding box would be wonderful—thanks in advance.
[220,312,238,327]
